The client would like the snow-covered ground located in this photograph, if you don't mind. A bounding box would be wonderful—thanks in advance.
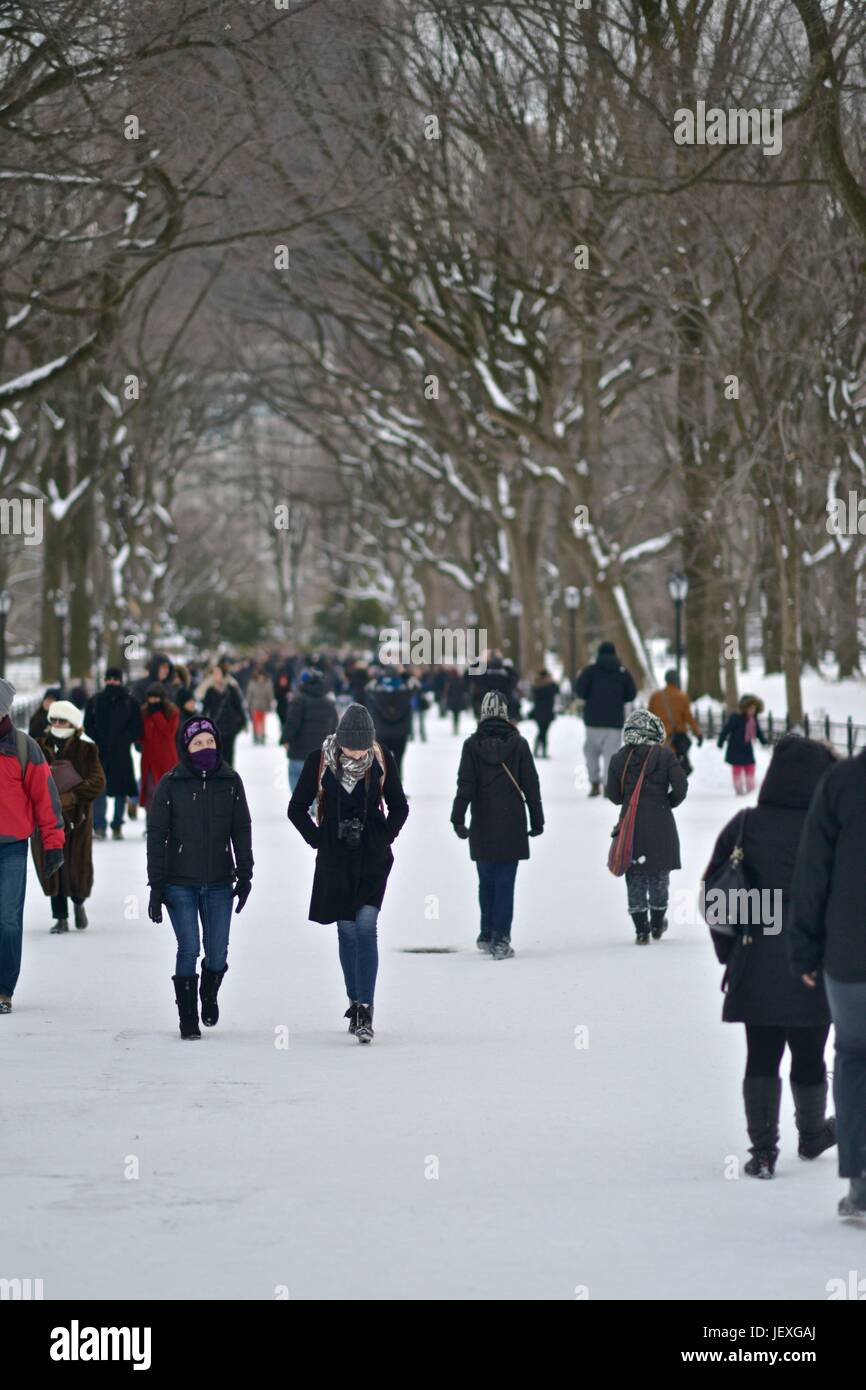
[3,710,863,1301]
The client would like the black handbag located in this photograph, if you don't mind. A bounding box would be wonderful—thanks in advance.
[699,809,755,937]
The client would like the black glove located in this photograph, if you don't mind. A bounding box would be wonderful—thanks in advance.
[44,848,64,878]
[529,827,544,837]
[697,735,704,747]
[148,888,163,924]
[453,823,469,840]
[234,879,252,914]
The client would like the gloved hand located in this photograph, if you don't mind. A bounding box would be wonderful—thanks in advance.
[529,827,544,837]
[234,879,252,914]
[44,848,64,878]
[452,823,469,840]
[148,888,163,924]
[697,735,704,747]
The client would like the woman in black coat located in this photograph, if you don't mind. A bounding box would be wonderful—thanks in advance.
[199,665,247,767]
[703,735,838,1179]
[450,691,544,960]
[84,670,142,838]
[288,703,409,1044]
[529,669,558,758]
[445,669,468,734]
[718,694,766,795]
[606,708,688,944]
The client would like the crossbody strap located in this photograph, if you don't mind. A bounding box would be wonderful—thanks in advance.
[501,760,526,803]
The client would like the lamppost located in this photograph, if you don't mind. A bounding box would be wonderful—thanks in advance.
[0,590,11,679]
[667,571,689,687]
[508,597,523,665]
[90,613,103,685]
[54,592,69,692]
[564,586,580,693]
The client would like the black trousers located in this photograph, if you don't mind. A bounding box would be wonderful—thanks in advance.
[744,1023,829,1084]
[51,893,83,920]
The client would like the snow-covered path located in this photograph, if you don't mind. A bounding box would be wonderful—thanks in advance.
[3,714,857,1301]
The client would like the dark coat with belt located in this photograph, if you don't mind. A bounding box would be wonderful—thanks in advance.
[790,748,866,983]
[146,729,253,891]
[84,685,142,797]
[704,736,837,1025]
[31,731,105,900]
[288,744,409,923]
[451,717,543,862]
[280,678,338,760]
[606,742,687,872]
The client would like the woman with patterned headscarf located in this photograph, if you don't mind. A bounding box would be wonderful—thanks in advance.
[606,708,688,944]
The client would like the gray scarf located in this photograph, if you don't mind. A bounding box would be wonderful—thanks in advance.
[322,734,374,793]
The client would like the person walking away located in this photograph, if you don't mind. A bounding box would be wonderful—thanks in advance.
[576,642,637,796]
[287,703,409,1043]
[138,684,179,815]
[648,669,702,777]
[31,700,105,933]
[199,663,247,768]
[606,709,687,944]
[147,717,253,1039]
[446,668,468,735]
[451,690,544,959]
[790,744,866,1219]
[280,667,338,792]
[366,672,413,780]
[0,680,65,1011]
[247,666,274,746]
[718,695,766,795]
[529,669,558,758]
[84,668,142,839]
[704,735,838,1180]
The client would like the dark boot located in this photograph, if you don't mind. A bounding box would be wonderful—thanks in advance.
[650,908,668,940]
[199,964,228,1028]
[172,975,201,1040]
[50,918,69,934]
[743,1076,781,1177]
[74,903,88,931]
[631,911,650,945]
[344,1003,359,1034]
[839,1178,866,1220]
[588,782,601,798]
[791,1079,836,1160]
[355,1004,374,1044]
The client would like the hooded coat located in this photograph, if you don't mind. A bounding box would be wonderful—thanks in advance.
[31,729,105,900]
[130,654,177,706]
[280,676,338,760]
[451,716,543,862]
[717,697,766,766]
[606,742,687,872]
[139,699,179,810]
[146,721,253,891]
[84,684,142,797]
[704,736,836,1025]
[287,743,409,923]
[366,682,413,743]
[575,647,637,728]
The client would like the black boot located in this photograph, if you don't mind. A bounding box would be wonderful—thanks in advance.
[743,1076,781,1177]
[74,903,88,931]
[839,1178,866,1220]
[172,975,201,1039]
[791,1079,836,1160]
[200,964,228,1027]
[355,1004,374,1044]
[588,782,601,798]
[344,1003,358,1034]
[50,918,69,934]
[631,911,650,944]
[650,908,668,940]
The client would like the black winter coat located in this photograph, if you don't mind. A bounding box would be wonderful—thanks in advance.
[717,712,766,766]
[288,745,409,923]
[201,682,247,741]
[530,679,558,728]
[704,737,837,1025]
[606,743,687,872]
[367,686,413,743]
[281,679,338,760]
[445,674,468,713]
[84,685,142,797]
[790,750,866,983]
[451,717,543,862]
[575,654,637,728]
[146,733,253,891]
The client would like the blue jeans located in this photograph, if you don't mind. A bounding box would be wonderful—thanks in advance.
[476,860,519,942]
[0,839,28,997]
[93,793,126,832]
[164,883,233,977]
[337,905,379,1005]
[288,759,306,792]
[825,975,866,1178]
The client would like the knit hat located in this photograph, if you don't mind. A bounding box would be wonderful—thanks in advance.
[104,667,124,682]
[0,677,14,718]
[335,702,375,750]
[480,690,509,721]
[623,708,666,745]
[181,716,218,749]
[47,699,83,730]
[598,641,616,657]
[145,682,166,700]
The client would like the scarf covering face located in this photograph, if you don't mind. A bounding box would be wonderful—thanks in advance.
[322,733,374,793]
[623,708,666,746]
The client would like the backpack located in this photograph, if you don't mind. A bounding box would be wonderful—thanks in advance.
[13,728,30,777]
[316,742,386,825]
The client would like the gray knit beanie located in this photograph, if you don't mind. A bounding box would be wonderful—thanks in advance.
[335,702,375,750]
[0,677,14,719]
[480,690,509,721]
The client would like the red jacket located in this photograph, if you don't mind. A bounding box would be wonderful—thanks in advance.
[0,725,65,849]
[139,706,179,809]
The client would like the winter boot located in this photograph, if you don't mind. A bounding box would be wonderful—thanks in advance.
[200,964,228,1028]
[588,782,601,798]
[790,1079,836,1159]
[838,1178,866,1220]
[476,936,492,954]
[631,911,650,945]
[74,903,88,931]
[172,975,201,1040]
[743,1076,781,1177]
[490,937,515,960]
[50,918,69,934]
[650,908,668,941]
[112,825,123,841]
[0,996,12,1014]
[355,1004,374,1044]
[93,828,107,841]
[344,1003,359,1034]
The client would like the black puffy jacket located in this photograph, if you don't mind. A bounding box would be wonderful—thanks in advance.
[451,717,543,862]
[575,652,637,728]
[281,678,338,760]
[146,725,253,890]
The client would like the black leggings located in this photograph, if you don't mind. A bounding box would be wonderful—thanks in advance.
[745,1024,829,1084]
